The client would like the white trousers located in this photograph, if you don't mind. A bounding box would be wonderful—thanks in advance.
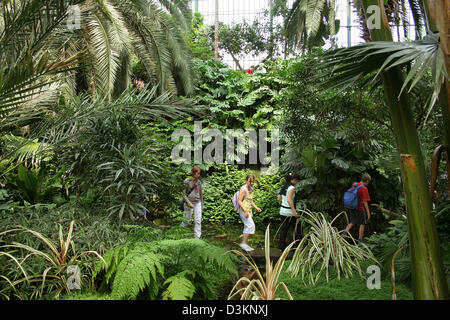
[239,210,255,235]
[181,202,202,238]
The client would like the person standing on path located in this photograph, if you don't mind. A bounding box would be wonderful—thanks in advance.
[277,173,301,251]
[238,174,262,252]
[180,166,204,239]
[342,173,372,244]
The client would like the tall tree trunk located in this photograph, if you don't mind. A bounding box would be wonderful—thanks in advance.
[113,51,130,98]
[356,0,449,299]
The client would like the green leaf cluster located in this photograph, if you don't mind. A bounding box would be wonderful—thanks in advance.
[93,227,238,300]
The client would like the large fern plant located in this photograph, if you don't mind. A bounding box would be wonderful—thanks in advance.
[93,227,238,300]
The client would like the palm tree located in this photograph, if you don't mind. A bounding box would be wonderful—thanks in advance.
[424,0,450,151]
[0,0,85,130]
[0,0,195,132]
[73,0,194,100]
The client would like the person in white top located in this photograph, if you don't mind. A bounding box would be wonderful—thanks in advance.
[277,173,301,251]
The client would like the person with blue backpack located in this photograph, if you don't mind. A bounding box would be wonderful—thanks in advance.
[232,174,262,252]
[342,173,372,244]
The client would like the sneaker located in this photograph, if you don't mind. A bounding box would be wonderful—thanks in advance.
[342,230,350,237]
[358,238,366,246]
[239,243,254,252]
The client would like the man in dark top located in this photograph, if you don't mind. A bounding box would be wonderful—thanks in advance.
[342,173,372,244]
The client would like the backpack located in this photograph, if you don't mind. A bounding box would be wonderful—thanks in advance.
[232,187,249,213]
[343,182,364,209]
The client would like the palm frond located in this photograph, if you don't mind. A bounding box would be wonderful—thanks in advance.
[284,0,337,52]
[318,33,447,114]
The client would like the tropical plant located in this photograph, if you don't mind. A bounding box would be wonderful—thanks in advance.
[192,166,283,224]
[318,33,448,126]
[367,201,450,287]
[287,210,379,286]
[277,259,414,300]
[284,0,340,52]
[0,220,106,299]
[93,226,238,300]
[0,0,195,133]
[0,249,29,300]
[41,87,192,219]
[186,12,215,62]
[228,224,294,300]
[4,164,66,204]
[0,0,85,131]
[97,143,159,220]
[69,0,195,99]
[0,135,53,170]
[367,218,411,283]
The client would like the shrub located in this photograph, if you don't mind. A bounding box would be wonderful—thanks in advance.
[190,165,284,224]
[93,226,239,300]
[287,210,379,285]
[0,220,105,299]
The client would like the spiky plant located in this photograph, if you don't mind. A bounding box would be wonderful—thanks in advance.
[228,224,294,300]
[0,220,106,299]
[287,210,379,286]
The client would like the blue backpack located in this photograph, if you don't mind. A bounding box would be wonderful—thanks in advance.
[343,182,364,209]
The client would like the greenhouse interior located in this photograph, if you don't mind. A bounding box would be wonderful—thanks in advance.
[0,0,449,304]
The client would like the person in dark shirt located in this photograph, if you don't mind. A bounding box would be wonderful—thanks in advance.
[342,173,372,244]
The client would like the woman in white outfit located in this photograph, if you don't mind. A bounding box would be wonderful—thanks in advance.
[181,166,204,238]
[238,174,262,252]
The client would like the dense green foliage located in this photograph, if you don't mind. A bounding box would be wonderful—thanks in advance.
[367,200,450,288]
[92,226,238,300]
[1,2,449,301]
[177,165,284,224]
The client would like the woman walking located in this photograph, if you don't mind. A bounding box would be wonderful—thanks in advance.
[277,173,301,251]
[238,174,262,252]
[180,166,204,238]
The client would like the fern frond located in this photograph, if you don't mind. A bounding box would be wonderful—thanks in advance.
[110,245,166,299]
[162,271,196,300]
